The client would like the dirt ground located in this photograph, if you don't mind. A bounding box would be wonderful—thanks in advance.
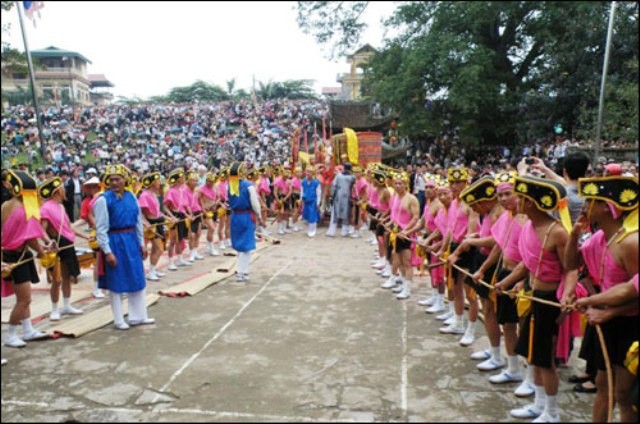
[1,224,594,422]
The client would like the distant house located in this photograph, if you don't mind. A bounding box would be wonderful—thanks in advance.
[321,86,341,99]
[336,44,377,100]
[1,46,114,106]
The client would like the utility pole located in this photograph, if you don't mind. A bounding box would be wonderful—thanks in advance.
[593,1,617,168]
[16,1,47,163]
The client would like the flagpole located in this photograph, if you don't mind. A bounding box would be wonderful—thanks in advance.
[593,1,617,168]
[17,1,47,164]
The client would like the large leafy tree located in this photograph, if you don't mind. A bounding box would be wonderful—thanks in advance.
[297,1,638,145]
[163,80,229,103]
[256,79,317,100]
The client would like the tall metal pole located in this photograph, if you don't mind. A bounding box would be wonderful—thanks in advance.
[593,1,617,168]
[16,1,47,164]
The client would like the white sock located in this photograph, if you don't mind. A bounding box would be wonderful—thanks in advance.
[208,241,213,249]
[63,297,72,309]
[449,302,455,315]
[490,346,502,361]
[466,320,477,333]
[169,257,175,266]
[545,394,558,417]
[93,280,100,291]
[455,314,464,327]
[51,302,59,312]
[8,324,19,338]
[149,265,156,274]
[21,319,34,334]
[526,362,534,383]
[534,384,546,410]
[507,355,519,374]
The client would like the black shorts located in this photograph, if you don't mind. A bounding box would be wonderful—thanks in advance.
[450,241,475,280]
[494,268,519,324]
[58,236,80,278]
[515,289,560,369]
[172,211,189,241]
[190,215,202,233]
[594,315,638,371]
[290,192,300,209]
[463,249,492,299]
[394,234,412,253]
[2,249,39,284]
[148,217,165,240]
[376,223,386,237]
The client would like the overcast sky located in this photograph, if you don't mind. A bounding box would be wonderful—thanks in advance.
[3,1,397,100]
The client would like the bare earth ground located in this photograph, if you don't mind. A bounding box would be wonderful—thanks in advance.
[1,223,594,422]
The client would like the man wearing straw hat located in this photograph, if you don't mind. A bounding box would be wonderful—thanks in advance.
[39,176,90,321]
[94,165,154,330]
[2,170,51,348]
[227,162,263,282]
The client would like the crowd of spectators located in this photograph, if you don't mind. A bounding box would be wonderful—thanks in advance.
[2,100,637,182]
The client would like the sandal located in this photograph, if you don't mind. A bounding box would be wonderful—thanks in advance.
[573,382,597,393]
[568,374,591,384]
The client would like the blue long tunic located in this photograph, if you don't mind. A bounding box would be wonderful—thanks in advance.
[228,180,256,252]
[97,190,146,293]
[301,178,321,224]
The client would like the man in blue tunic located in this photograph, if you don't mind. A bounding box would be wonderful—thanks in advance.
[94,165,155,330]
[228,162,263,282]
[301,167,321,237]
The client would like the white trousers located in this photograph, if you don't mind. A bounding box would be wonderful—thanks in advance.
[236,251,252,275]
[110,289,149,325]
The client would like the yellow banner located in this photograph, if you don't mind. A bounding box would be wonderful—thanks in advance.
[344,128,359,165]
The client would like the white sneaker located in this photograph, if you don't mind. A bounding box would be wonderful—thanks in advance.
[293,225,300,232]
[532,412,560,423]
[477,357,505,371]
[439,324,465,335]
[146,272,160,281]
[435,310,453,321]
[514,380,535,397]
[510,403,542,419]
[23,329,48,341]
[396,288,411,299]
[92,289,106,298]
[62,305,84,315]
[194,253,205,260]
[489,369,523,384]
[177,259,192,266]
[168,263,178,271]
[369,239,377,245]
[211,247,221,256]
[155,270,166,277]
[4,335,26,348]
[204,246,213,255]
[381,276,400,289]
[459,331,475,347]
[418,294,436,306]
[235,273,246,282]
[50,309,61,321]
[425,298,446,314]
[114,321,130,330]
[1,358,7,365]
[350,232,361,238]
[443,315,455,326]
[220,241,227,249]
[392,283,404,293]
[129,318,155,326]
[380,267,392,278]
[470,349,491,360]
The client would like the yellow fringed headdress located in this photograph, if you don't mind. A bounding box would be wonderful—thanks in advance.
[514,175,572,233]
[229,162,244,197]
[460,176,496,206]
[38,177,64,200]
[6,170,40,221]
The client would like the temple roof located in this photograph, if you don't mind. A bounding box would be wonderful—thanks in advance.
[30,46,92,64]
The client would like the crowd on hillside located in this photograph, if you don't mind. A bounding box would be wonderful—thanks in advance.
[2,100,638,181]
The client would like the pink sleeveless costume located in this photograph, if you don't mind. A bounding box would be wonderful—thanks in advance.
[424,200,444,285]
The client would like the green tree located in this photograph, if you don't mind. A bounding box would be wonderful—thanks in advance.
[164,80,229,103]
[226,78,236,97]
[297,1,639,146]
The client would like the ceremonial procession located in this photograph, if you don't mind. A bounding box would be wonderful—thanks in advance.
[1,1,639,423]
